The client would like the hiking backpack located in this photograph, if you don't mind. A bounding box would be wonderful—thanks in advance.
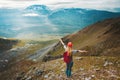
[63,51,72,63]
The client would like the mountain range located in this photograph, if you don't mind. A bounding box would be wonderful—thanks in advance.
[0,5,120,40]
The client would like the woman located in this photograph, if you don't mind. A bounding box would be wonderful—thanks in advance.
[59,39,87,78]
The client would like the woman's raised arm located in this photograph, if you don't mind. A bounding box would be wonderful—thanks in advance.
[59,39,67,50]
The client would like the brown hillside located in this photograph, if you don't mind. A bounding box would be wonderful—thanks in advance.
[46,17,120,58]
[0,38,19,52]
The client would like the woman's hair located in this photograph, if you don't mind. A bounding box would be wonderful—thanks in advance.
[67,42,73,56]
[67,46,72,56]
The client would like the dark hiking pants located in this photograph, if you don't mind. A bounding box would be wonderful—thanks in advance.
[66,61,73,77]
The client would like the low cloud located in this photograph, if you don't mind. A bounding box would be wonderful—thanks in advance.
[0,0,120,12]
[22,13,39,17]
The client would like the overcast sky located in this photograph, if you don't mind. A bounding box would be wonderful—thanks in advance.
[0,0,120,12]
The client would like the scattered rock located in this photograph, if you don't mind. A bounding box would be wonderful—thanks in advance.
[60,58,63,60]
[0,59,8,63]
[75,57,83,60]
[103,61,109,66]
[94,68,100,71]
[103,61,113,67]
[61,69,65,72]
[80,68,84,71]
[32,59,37,62]
[26,76,32,80]
[91,75,95,78]
[5,59,8,62]
[85,77,92,80]
[35,70,44,76]
[44,74,48,79]
[108,62,113,65]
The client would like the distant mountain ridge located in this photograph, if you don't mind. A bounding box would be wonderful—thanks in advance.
[48,8,120,27]
[26,5,51,15]
[0,5,120,39]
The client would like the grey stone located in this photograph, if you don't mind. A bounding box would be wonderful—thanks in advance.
[35,70,44,76]
[85,77,92,80]
[44,75,48,79]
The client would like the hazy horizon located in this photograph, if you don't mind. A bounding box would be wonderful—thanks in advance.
[0,1,120,40]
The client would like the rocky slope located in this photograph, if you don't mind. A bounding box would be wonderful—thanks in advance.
[45,17,120,59]
[0,56,119,80]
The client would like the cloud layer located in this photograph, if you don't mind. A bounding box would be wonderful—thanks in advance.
[0,0,120,12]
